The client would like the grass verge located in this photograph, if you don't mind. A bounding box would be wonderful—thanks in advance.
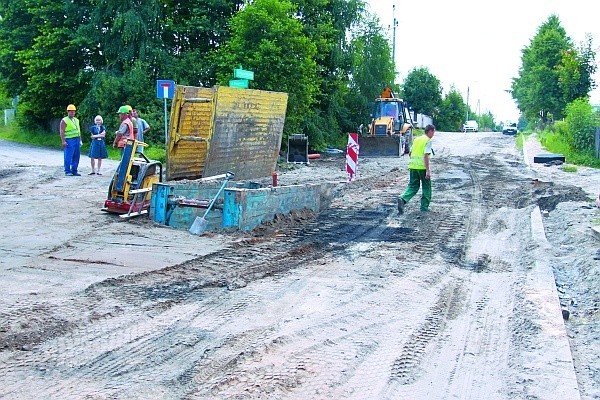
[538,128,600,168]
[0,123,166,163]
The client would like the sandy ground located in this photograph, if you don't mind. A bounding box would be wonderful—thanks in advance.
[0,132,599,399]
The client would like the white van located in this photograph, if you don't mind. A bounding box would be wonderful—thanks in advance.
[502,121,518,135]
[462,120,478,132]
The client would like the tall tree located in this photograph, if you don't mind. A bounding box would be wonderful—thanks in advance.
[556,34,597,106]
[291,0,364,143]
[161,0,244,86]
[77,0,162,73]
[402,67,442,117]
[15,0,90,125]
[436,87,466,132]
[346,14,396,133]
[215,0,319,141]
[0,0,37,97]
[511,15,595,123]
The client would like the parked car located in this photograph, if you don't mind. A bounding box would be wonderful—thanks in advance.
[502,122,518,135]
[462,120,478,132]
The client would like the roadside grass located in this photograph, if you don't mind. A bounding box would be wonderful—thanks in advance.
[0,123,61,149]
[0,122,166,163]
[516,132,530,150]
[538,129,600,168]
[561,165,578,172]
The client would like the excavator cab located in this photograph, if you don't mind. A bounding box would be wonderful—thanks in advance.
[371,99,405,135]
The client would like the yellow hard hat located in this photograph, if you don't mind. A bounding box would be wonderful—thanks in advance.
[125,105,133,112]
[66,104,76,111]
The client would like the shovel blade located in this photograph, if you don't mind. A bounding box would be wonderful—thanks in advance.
[189,216,208,235]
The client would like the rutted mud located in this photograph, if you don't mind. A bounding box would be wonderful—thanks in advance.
[0,133,598,399]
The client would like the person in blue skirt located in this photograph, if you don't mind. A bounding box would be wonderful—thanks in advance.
[88,115,108,175]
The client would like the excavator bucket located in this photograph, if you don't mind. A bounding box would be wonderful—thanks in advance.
[358,135,402,157]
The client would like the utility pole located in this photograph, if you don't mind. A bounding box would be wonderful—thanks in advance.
[392,3,398,64]
[466,86,470,121]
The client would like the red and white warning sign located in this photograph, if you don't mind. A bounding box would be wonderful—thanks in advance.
[346,133,359,182]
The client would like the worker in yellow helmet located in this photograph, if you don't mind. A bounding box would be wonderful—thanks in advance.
[59,104,82,176]
[397,124,436,214]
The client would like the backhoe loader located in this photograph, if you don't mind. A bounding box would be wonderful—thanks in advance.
[360,87,414,157]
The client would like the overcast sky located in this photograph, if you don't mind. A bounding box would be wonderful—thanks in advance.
[366,0,600,123]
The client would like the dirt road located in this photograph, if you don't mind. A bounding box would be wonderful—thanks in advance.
[0,133,599,399]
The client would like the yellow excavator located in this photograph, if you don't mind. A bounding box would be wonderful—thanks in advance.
[360,87,414,157]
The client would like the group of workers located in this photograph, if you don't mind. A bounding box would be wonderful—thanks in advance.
[59,104,151,176]
[59,103,436,215]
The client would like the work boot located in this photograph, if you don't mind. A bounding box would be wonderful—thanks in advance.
[397,197,405,214]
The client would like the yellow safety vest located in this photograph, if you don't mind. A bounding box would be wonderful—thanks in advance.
[408,135,430,170]
[62,117,81,139]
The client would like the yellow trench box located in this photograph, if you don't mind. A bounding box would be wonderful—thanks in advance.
[167,85,288,181]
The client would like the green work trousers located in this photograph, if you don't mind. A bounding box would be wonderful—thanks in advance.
[400,169,431,211]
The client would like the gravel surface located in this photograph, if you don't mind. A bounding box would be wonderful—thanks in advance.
[0,132,599,399]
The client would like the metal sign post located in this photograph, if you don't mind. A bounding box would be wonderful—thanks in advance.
[156,80,176,149]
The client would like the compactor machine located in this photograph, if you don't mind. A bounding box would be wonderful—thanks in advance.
[103,139,163,218]
[360,87,414,157]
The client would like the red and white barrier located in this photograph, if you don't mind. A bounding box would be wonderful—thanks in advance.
[346,133,359,182]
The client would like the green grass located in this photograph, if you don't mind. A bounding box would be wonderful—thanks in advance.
[516,132,529,150]
[0,122,166,163]
[561,165,578,172]
[538,129,600,168]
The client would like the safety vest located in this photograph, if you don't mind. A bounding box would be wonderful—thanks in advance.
[62,117,81,139]
[117,118,134,148]
[408,135,430,170]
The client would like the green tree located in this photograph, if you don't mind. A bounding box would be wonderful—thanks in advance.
[346,14,396,133]
[15,0,90,126]
[436,87,466,132]
[511,15,595,123]
[161,0,243,86]
[215,0,319,141]
[0,0,37,97]
[76,0,163,73]
[556,35,597,107]
[290,0,364,144]
[477,111,495,132]
[402,67,442,117]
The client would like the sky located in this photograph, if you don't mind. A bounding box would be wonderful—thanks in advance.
[366,0,600,123]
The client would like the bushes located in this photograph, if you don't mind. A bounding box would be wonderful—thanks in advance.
[564,98,598,152]
[537,98,600,168]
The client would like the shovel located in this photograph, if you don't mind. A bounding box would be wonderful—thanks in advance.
[189,171,235,235]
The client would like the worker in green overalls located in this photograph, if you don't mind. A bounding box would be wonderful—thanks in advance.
[398,124,436,214]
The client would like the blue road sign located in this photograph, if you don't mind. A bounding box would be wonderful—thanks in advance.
[156,80,175,99]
